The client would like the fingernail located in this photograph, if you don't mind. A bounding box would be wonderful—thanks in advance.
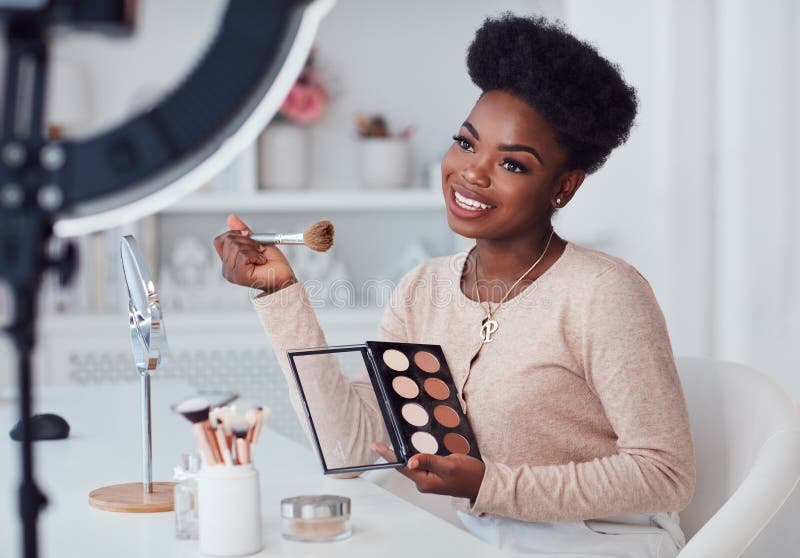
[408,459,417,469]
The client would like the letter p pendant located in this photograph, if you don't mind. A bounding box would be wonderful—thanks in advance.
[480,317,498,344]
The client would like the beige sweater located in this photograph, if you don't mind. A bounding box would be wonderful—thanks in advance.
[253,240,696,522]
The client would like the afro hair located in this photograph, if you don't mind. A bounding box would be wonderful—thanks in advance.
[467,13,638,175]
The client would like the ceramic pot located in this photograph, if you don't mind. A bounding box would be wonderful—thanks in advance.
[359,137,409,189]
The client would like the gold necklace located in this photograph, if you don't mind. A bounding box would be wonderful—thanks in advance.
[475,225,555,344]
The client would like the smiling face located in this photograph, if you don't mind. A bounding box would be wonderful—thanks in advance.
[441,90,581,241]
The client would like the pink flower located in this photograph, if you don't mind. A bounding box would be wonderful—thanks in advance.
[280,72,328,125]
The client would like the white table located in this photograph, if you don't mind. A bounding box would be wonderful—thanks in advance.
[1,380,508,558]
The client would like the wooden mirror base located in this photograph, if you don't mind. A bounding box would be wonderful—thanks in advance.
[88,482,176,513]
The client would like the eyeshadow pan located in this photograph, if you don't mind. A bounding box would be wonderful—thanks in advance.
[413,351,440,373]
[423,378,450,400]
[433,405,460,428]
[392,376,419,399]
[401,403,429,427]
[382,349,409,371]
[410,431,438,454]
[443,433,470,455]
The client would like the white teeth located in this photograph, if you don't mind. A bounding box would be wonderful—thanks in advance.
[454,190,493,211]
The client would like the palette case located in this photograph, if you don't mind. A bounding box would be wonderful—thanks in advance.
[287,341,482,475]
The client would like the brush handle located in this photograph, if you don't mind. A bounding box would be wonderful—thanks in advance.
[192,423,217,465]
[236,437,250,465]
[204,423,223,464]
[215,427,233,466]
[250,233,304,245]
[251,410,264,446]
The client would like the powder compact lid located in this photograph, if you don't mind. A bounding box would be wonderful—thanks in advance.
[281,495,351,519]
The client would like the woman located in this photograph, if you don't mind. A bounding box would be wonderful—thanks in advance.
[215,14,695,558]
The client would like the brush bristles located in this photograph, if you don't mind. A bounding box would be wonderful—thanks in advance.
[230,417,250,438]
[209,407,221,425]
[176,398,210,424]
[303,220,334,252]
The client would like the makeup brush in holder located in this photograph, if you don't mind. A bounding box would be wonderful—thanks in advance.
[250,220,334,252]
[177,402,268,468]
[230,418,251,465]
[179,403,268,555]
[177,399,222,466]
[213,417,234,466]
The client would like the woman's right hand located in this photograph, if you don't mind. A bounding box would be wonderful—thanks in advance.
[214,214,298,294]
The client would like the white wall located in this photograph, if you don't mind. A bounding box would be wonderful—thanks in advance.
[713,0,799,396]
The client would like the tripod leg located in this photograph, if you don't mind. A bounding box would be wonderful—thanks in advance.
[10,286,48,558]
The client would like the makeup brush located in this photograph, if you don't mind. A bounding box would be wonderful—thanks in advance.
[231,417,251,465]
[209,406,222,424]
[250,407,268,451]
[250,220,334,252]
[245,409,257,444]
[217,405,235,450]
[176,398,218,465]
[213,417,234,466]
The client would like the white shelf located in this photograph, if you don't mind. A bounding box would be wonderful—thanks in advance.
[163,188,445,213]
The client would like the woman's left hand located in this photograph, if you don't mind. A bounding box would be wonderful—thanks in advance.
[371,442,486,502]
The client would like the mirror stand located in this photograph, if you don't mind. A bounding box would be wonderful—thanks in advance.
[88,236,175,513]
[86,376,174,513]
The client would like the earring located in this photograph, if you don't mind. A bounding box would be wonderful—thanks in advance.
[556,198,562,205]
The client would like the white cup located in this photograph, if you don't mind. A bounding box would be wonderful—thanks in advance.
[198,464,263,556]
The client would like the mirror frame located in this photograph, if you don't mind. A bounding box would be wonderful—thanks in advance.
[120,235,167,374]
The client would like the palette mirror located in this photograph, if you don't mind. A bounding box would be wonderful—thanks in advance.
[289,347,404,474]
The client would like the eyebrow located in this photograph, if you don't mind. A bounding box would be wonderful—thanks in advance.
[461,120,545,166]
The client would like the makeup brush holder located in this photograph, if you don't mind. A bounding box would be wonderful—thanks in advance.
[198,464,263,556]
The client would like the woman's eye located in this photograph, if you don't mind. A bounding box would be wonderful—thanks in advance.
[502,160,527,174]
[452,135,474,152]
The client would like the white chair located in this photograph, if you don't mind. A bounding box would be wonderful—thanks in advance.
[676,356,800,557]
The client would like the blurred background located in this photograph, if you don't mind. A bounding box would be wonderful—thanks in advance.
[0,0,797,438]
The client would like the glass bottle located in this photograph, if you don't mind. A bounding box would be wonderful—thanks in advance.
[174,453,200,540]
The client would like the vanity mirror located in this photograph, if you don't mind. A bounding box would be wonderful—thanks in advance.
[87,235,174,512]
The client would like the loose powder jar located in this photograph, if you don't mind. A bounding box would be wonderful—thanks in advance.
[280,495,352,542]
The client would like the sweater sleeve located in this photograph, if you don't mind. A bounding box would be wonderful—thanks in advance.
[469,264,696,521]
[253,279,409,473]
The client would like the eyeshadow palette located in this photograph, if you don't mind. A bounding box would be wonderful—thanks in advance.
[287,341,481,475]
